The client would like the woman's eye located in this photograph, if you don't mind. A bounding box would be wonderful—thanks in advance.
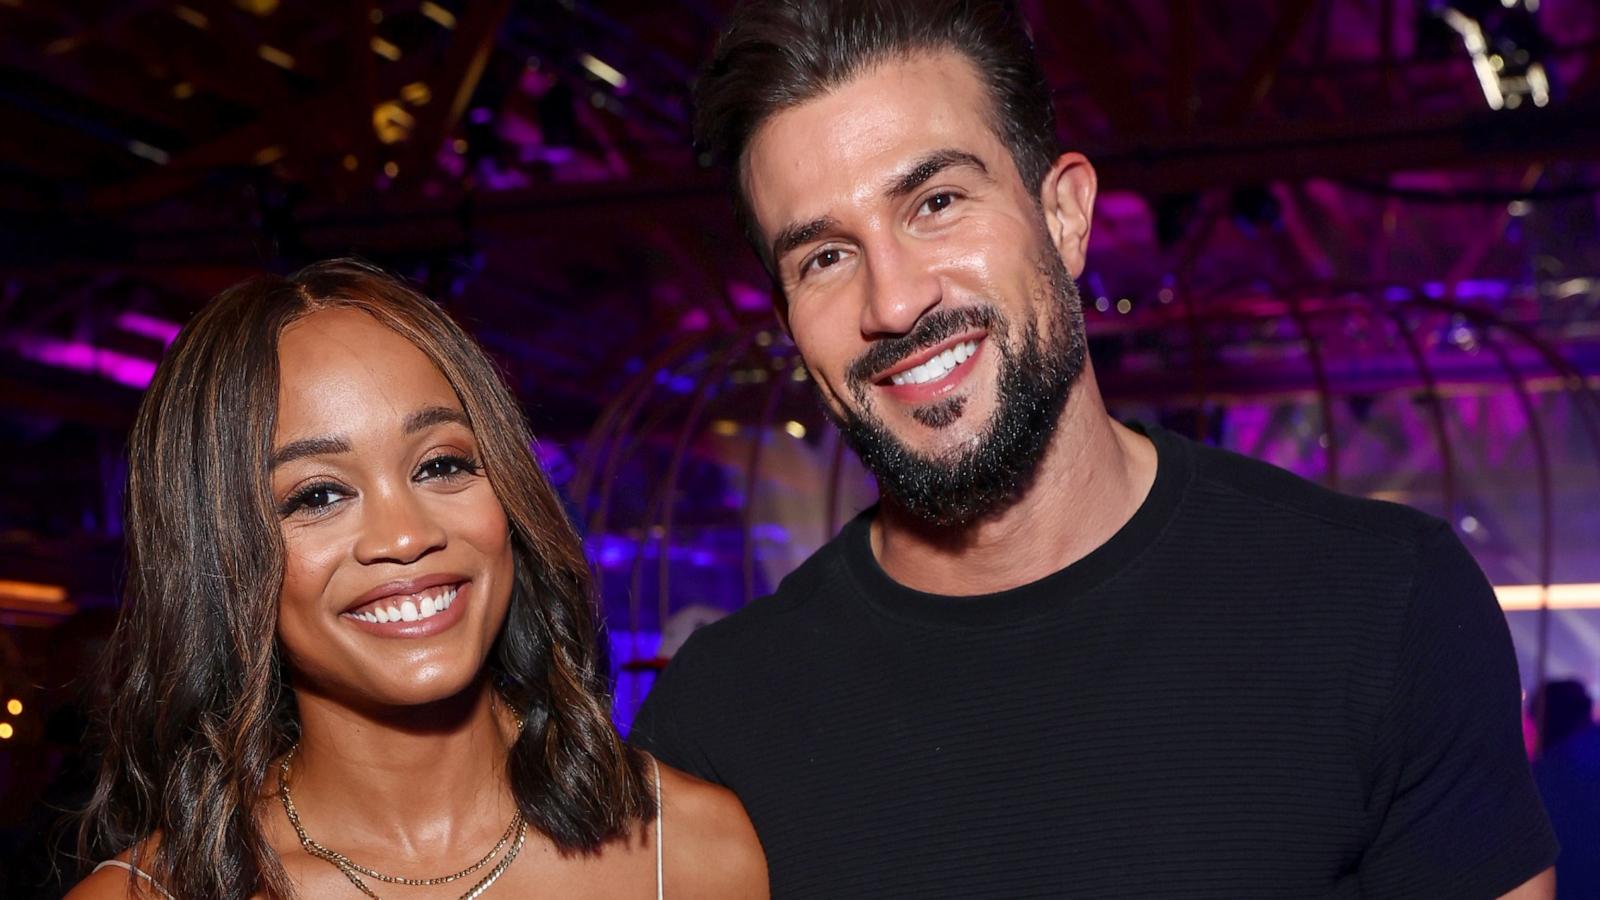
[280,483,349,518]
[417,454,481,481]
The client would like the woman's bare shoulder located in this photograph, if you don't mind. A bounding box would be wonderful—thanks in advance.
[63,846,167,900]
[656,761,768,899]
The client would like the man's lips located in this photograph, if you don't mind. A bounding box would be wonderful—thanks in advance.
[872,329,988,384]
[342,572,470,614]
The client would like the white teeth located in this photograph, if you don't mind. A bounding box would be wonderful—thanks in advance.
[349,584,461,625]
[889,340,978,387]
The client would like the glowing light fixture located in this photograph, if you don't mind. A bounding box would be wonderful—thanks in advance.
[1496,584,1600,611]
[580,53,627,89]
[257,45,295,70]
[784,421,807,439]
[371,36,402,61]
[127,140,170,165]
[0,580,66,603]
[0,723,12,740]
[5,700,19,716]
[420,1,457,29]
[174,5,209,28]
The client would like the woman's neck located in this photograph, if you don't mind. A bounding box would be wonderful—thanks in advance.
[282,679,519,858]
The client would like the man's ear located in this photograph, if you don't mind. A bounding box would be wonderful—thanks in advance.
[1039,152,1097,277]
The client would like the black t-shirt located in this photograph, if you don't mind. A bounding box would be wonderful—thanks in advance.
[630,426,1556,898]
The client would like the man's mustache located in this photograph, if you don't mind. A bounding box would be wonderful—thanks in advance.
[845,306,998,388]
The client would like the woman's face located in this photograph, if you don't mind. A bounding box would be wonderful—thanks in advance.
[270,308,515,710]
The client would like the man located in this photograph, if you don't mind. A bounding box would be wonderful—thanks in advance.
[630,1,1557,896]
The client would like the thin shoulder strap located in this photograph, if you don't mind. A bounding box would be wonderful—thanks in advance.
[653,755,665,900]
[91,859,176,899]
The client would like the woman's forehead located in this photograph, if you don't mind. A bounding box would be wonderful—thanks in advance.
[275,308,462,439]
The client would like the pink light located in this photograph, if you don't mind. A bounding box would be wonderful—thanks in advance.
[115,311,182,346]
[16,337,156,389]
[728,280,770,311]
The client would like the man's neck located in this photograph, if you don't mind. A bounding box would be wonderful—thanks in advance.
[871,376,1158,597]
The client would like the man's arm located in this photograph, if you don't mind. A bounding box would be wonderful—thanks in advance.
[1501,867,1554,900]
[1358,523,1558,898]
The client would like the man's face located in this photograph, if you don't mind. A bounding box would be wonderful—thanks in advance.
[744,51,1094,525]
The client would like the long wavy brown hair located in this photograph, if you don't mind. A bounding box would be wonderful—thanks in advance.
[78,259,654,899]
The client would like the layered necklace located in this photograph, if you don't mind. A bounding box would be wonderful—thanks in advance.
[277,744,527,899]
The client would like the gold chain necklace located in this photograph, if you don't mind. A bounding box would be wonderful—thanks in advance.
[277,745,527,899]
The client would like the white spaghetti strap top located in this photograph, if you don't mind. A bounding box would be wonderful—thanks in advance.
[653,755,665,899]
[90,859,175,899]
[91,765,667,899]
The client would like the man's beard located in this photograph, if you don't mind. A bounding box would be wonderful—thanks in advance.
[822,250,1087,528]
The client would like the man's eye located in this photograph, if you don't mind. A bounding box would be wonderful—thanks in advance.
[920,192,958,216]
[803,248,845,276]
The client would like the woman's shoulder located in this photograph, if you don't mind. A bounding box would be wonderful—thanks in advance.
[64,845,171,900]
[656,760,768,899]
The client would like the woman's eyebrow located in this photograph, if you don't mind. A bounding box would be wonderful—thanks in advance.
[404,405,469,434]
[270,436,351,470]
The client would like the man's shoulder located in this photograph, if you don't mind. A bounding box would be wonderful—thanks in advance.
[1179,432,1446,552]
[668,530,852,671]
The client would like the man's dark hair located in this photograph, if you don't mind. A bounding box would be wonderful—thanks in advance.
[694,0,1060,275]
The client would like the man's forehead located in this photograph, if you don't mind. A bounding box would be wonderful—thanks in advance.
[742,51,1001,228]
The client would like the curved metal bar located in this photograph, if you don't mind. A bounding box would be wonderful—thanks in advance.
[1282,290,1339,488]
[741,355,789,605]
[1410,296,1600,480]
[573,332,710,514]
[1478,325,1556,758]
[656,333,756,632]
[1382,299,1460,522]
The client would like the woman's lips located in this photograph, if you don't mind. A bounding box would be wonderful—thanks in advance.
[341,580,470,639]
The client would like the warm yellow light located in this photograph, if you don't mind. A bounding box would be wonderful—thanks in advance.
[0,723,12,740]
[257,45,295,70]
[252,145,284,166]
[372,100,415,144]
[420,1,457,29]
[452,139,469,154]
[1496,583,1600,611]
[383,161,400,178]
[235,0,279,15]
[5,700,19,716]
[172,81,195,99]
[784,421,807,439]
[342,154,359,171]
[579,53,627,89]
[174,5,209,28]
[709,420,740,437]
[0,580,66,603]
[400,81,432,106]
[370,36,402,61]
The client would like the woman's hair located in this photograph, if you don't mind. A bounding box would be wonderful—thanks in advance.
[78,259,653,899]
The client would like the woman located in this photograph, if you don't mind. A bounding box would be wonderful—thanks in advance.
[68,260,766,899]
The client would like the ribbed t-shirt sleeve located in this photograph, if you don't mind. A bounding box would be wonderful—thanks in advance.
[1359,523,1557,898]
[627,631,724,785]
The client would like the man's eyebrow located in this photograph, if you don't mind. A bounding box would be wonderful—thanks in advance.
[404,405,470,435]
[270,436,351,470]
[771,215,841,263]
[885,149,988,199]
